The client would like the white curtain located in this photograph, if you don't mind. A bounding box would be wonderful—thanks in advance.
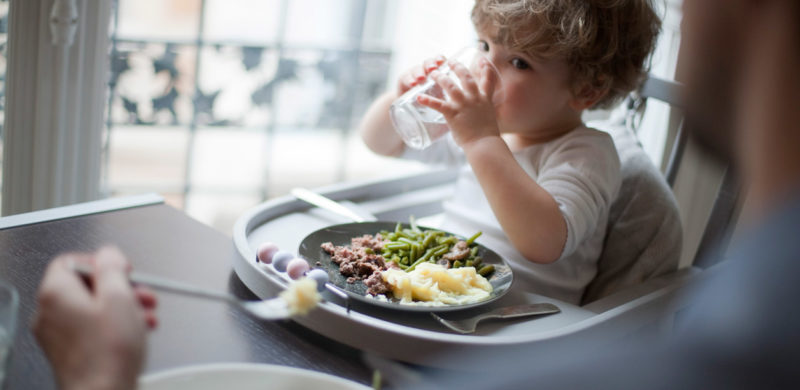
[1,0,112,216]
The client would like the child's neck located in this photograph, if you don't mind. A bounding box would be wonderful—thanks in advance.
[504,117,583,151]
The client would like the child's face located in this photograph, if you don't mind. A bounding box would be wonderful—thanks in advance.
[477,30,580,136]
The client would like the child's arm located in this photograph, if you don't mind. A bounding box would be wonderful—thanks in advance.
[359,56,446,157]
[359,92,405,156]
[418,61,566,263]
[463,137,567,264]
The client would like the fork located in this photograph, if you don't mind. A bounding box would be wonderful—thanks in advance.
[430,303,561,334]
[70,262,291,320]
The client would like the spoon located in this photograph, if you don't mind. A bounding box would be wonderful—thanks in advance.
[430,303,561,334]
[70,262,293,320]
[291,187,377,223]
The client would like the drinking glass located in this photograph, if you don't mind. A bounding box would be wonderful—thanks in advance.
[0,281,18,389]
[390,46,504,150]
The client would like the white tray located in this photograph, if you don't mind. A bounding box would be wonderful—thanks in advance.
[232,170,681,368]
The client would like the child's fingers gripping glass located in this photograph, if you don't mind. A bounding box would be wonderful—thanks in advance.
[397,72,418,95]
[416,92,455,117]
[448,61,481,97]
[423,55,446,73]
[430,69,466,103]
[478,58,503,104]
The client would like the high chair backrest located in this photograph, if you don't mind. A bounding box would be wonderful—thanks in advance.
[636,75,741,270]
[582,115,682,303]
[582,75,740,304]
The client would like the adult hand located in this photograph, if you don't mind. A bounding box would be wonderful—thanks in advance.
[33,246,158,390]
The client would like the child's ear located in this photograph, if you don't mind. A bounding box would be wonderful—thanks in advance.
[569,86,607,111]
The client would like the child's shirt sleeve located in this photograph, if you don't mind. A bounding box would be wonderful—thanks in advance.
[535,129,622,260]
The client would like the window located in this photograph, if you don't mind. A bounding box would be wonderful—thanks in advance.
[104,0,429,232]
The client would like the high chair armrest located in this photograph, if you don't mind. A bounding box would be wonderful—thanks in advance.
[582,267,701,314]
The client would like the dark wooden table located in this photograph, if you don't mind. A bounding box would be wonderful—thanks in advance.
[0,197,373,389]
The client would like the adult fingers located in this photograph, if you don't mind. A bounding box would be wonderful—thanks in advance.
[33,254,94,340]
[144,312,158,329]
[92,246,135,301]
[37,254,94,308]
[132,286,158,329]
[134,286,157,309]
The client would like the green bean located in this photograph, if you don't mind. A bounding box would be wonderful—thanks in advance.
[396,231,415,240]
[372,217,491,276]
[419,248,437,262]
[433,245,450,256]
[410,215,420,232]
[466,231,482,245]
[385,242,409,250]
[478,264,495,276]
[397,237,416,246]
[471,257,483,268]
[438,236,458,246]
[407,256,429,272]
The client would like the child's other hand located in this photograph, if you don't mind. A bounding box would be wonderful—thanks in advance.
[396,55,446,96]
[417,58,500,147]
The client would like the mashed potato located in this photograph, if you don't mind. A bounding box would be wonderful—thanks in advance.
[381,262,493,306]
[280,278,321,316]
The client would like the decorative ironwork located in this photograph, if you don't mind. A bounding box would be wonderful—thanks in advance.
[104,0,393,203]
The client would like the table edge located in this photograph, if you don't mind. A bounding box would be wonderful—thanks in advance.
[0,193,165,230]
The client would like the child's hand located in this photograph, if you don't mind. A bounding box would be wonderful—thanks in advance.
[417,58,501,147]
[396,55,446,96]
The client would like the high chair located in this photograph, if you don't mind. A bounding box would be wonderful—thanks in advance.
[232,75,742,368]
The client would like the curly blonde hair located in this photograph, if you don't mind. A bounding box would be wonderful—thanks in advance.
[472,0,661,109]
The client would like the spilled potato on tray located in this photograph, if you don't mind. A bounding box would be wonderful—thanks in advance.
[280,278,321,316]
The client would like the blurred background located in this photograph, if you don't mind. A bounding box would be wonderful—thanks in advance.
[0,0,682,235]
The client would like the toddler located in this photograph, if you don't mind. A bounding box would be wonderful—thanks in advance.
[359,0,661,304]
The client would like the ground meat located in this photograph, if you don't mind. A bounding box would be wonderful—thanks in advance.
[351,234,384,252]
[364,272,392,296]
[321,234,391,294]
[442,240,470,261]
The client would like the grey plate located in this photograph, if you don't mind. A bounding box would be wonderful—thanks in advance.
[297,221,513,312]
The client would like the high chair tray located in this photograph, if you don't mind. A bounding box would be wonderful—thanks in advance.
[232,169,682,368]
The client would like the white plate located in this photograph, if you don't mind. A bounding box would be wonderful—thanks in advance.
[139,363,371,390]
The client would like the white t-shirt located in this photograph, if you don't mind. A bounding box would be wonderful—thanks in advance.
[402,126,622,304]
